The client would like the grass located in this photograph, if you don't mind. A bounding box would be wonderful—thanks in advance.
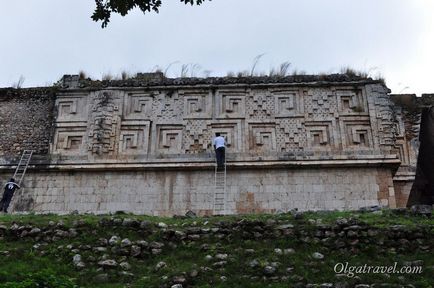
[1,210,432,287]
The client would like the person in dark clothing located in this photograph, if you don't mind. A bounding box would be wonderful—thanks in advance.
[0,178,20,213]
[213,133,226,169]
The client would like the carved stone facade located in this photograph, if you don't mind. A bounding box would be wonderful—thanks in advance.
[50,84,396,162]
[1,75,426,215]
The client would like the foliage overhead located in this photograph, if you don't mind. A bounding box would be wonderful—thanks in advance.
[92,0,211,28]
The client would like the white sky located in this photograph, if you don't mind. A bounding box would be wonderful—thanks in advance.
[0,0,433,95]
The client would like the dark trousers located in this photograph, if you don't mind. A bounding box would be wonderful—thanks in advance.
[0,191,13,213]
[215,147,225,168]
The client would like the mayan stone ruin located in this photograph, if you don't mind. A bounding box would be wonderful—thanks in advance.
[0,73,432,215]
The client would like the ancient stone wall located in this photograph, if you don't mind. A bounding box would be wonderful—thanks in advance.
[0,88,55,157]
[49,78,396,164]
[0,75,410,215]
[5,167,390,215]
[389,94,434,207]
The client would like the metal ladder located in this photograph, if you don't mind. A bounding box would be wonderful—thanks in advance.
[214,158,227,215]
[13,150,34,186]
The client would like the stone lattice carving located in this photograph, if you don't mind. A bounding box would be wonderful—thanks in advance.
[49,83,402,160]
[305,89,338,119]
[154,91,183,121]
[246,90,274,120]
[183,120,210,153]
[276,119,307,151]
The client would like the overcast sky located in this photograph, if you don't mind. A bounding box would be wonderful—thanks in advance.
[1,0,433,95]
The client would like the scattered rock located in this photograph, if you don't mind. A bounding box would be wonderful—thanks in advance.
[130,245,141,257]
[215,253,228,260]
[72,254,85,269]
[312,252,324,260]
[158,222,168,228]
[263,265,277,276]
[212,261,227,267]
[249,259,260,268]
[155,261,167,271]
[410,205,432,217]
[276,224,294,230]
[119,262,131,270]
[185,210,197,218]
[359,205,381,212]
[120,238,132,248]
[172,275,186,284]
[109,236,120,246]
[98,259,118,268]
[28,227,41,236]
[274,248,283,255]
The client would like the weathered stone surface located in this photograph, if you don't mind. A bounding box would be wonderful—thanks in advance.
[98,259,118,268]
[2,78,433,215]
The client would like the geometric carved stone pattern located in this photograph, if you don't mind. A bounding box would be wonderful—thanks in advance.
[276,119,307,151]
[181,90,211,119]
[371,86,395,149]
[53,127,87,155]
[217,89,246,119]
[305,89,338,119]
[56,94,88,122]
[156,125,183,154]
[183,120,210,153]
[154,92,183,121]
[124,93,153,120]
[247,90,274,120]
[48,83,401,161]
[272,89,303,117]
[208,121,242,153]
[248,123,276,152]
[183,120,243,153]
[340,120,373,149]
[305,121,334,149]
[119,121,151,155]
[336,89,366,114]
[87,91,122,156]
[394,140,409,166]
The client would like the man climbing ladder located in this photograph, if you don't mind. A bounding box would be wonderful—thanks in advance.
[0,150,33,214]
[213,133,226,170]
[213,133,227,214]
